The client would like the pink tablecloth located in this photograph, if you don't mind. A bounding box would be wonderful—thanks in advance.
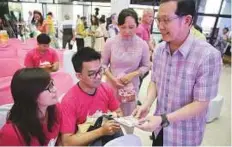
[0,77,13,106]
[0,44,18,58]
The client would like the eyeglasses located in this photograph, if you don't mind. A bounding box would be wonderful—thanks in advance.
[44,80,55,93]
[88,67,105,79]
[154,16,181,25]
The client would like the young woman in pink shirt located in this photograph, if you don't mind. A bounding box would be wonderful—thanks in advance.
[0,68,61,146]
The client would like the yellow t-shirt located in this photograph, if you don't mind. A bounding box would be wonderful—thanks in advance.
[76,21,88,38]
[191,27,206,41]
[45,16,55,34]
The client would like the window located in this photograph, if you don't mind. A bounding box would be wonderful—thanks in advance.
[91,2,111,17]
[46,4,59,21]
[73,5,83,22]
[220,0,231,15]
[198,0,223,14]
[196,16,216,38]
[21,3,42,21]
[217,17,231,36]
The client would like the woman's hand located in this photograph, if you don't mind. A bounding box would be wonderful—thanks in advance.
[112,78,125,89]
[120,73,134,85]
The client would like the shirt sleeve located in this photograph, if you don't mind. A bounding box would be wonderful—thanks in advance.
[138,41,151,76]
[193,50,222,101]
[60,95,78,134]
[0,123,23,146]
[101,39,112,68]
[24,52,34,67]
[52,50,59,63]
[108,27,116,38]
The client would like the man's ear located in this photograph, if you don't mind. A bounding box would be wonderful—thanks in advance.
[76,72,82,80]
[185,15,193,26]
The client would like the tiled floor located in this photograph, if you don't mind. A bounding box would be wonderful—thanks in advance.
[135,65,231,146]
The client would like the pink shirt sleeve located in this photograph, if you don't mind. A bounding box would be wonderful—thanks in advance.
[51,50,59,63]
[60,93,78,134]
[24,51,34,67]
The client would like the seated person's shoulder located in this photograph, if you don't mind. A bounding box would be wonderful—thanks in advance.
[98,82,113,91]
[1,121,14,132]
[0,122,20,142]
[60,84,83,106]
[26,48,37,55]
[48,48,58,54]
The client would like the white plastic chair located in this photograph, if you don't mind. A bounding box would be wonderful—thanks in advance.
[0,103,13,129]
[104,134,142,146]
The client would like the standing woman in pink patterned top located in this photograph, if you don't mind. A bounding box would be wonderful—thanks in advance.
[102,8,150,117]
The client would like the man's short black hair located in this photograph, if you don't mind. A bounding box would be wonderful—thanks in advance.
[160,0,196,22]
[37,33,51,44]
[72,47,101,73]
[47,12,53,16]
[224,27,229,32]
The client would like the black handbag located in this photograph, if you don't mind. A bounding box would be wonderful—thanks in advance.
[88,115,124,146]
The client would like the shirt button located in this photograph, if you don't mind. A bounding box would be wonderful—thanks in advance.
[166,94,168,97]
[164,106,168,111]
[169,64,172,67]
[167,79,170,82]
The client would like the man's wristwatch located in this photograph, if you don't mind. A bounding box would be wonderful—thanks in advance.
[160,114,170,128]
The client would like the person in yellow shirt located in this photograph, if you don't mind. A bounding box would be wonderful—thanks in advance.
[73,16,89,51]
[191,25,206,41]
[45,12,60,49]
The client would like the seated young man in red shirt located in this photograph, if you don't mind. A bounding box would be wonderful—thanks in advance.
[24,33,59,72]
[60,47,123,146]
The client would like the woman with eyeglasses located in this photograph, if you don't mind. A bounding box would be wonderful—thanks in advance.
[0,68,61,146]
[102,8,150,120]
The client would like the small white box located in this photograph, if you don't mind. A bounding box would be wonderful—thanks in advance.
[206,95,224,123]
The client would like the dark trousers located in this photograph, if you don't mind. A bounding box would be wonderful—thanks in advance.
[62,29,73,50]
[76,38,84,52]
[62,35,73,49]
[152,129,163,146]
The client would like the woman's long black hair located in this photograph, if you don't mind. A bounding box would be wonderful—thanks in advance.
[8,68,57,145]
[31,10,44,26]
